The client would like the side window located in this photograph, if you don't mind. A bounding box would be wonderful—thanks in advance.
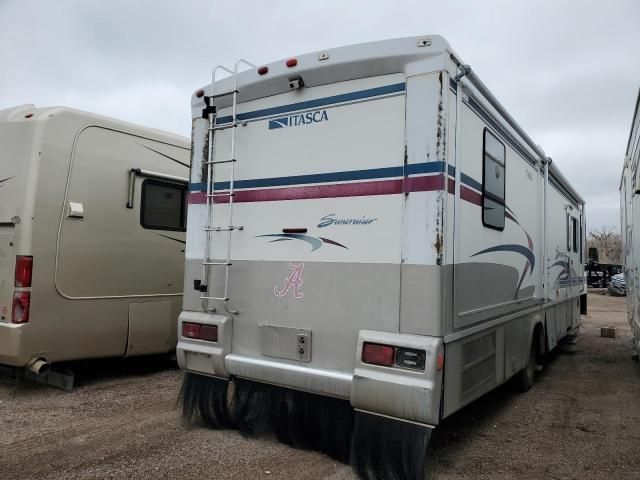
[572,217,579,253]
[482,129,506,230]
[566,213,572,251]
[140,179,187,231]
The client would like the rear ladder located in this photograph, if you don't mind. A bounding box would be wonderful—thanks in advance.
[197,59,255,314]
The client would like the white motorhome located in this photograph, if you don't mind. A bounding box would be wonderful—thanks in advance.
[178,36,585,479]
[0,105,189,387]
[621,88,640,360]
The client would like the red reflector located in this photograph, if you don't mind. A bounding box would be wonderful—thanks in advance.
[195,89,205,98]
[12,291,30,324]
[437,352,444,371]
[15,256,33,288]
[182,322,201,339]
[362,342,395,367]
[258,66,269,75]
[200,324,218,342]
[286,58,298,67]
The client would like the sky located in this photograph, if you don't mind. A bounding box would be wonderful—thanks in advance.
[1,0,638,231]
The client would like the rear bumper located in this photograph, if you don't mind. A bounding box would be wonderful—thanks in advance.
[177,311,444,426]
[0,322,28,367]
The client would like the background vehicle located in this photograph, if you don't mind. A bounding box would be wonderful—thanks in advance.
[620,87,640,359]
[178,36,585,479]
[0,105,189,387]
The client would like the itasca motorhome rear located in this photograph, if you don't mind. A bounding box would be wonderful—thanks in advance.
[179,36,585,479]
[0,105,189,387]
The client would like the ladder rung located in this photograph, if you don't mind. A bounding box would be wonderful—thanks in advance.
[203,261,233,266]
[210,124,237,131]
[205,158,236,165]
[210,90,238,99]
[206,192,235,198]
[200,295,230,301]
[205,225,244,232]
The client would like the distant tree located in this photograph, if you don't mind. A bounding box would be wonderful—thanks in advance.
[588,226,622,264]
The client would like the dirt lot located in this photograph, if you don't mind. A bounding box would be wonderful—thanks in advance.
[1,292,639,480]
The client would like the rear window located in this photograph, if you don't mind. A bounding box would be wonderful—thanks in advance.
[140,179,187,231]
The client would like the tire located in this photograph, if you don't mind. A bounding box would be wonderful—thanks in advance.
[513,340,537,392]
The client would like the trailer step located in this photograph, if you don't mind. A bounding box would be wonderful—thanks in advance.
[209,89,238,99]
[204,158,236,165]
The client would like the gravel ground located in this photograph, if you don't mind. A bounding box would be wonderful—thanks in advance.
[1,292,639,479]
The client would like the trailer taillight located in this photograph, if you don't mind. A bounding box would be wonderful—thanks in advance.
[362,342,427,370]
[362,342,395,367]
[15,256,33,288]
[181,322,218,342]
[182,322,201,339]
[200,325,218,342]
[12,292,30,324]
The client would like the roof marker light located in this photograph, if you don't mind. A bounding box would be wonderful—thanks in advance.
[24,113,33,118]
[258,66,269,75]
[286,58,298,68]
[195,89,205,98]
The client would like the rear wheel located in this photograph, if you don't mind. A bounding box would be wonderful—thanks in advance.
[514,340,537,392]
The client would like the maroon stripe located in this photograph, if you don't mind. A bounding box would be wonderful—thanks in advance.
[404,174,446,193]
[447,177,455,194]
[460,185,482,206]
[188,175,450,204]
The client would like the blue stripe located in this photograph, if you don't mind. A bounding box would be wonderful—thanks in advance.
[190,161,447,192]
[461,172,482,192]
[216,82,406,125]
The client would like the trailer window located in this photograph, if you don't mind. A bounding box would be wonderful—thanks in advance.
[482,129,506,230]
[572,217,578,253]
[140,179,187,231]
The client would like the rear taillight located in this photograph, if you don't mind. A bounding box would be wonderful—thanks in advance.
[362,342,427,370]
[12,292,30,324]
[200,324,218,342]
[181,322,218,342]
[362,342,395,367]
[182,322,201,339]
[15,256,33,287]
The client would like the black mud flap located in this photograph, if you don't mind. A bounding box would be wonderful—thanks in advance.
[180,372,233,428]
[351,411,431,480]
[180,375,431,479]
[580,293,588,315]
[230,377,354,463]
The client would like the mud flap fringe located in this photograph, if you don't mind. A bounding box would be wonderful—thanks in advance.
[231,377,354,463]
[351,411,431,480]
[180,372,233,428]
[180,374,430,479]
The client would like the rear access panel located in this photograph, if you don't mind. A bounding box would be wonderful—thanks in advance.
[260,324,312,362]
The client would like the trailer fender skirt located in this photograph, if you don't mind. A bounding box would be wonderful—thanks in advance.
[180,372,233,428]
[351,411,431,480]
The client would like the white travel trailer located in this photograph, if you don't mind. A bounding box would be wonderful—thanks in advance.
[621,88,640,360]
[0,105,189,388]
[178,36,585,479]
